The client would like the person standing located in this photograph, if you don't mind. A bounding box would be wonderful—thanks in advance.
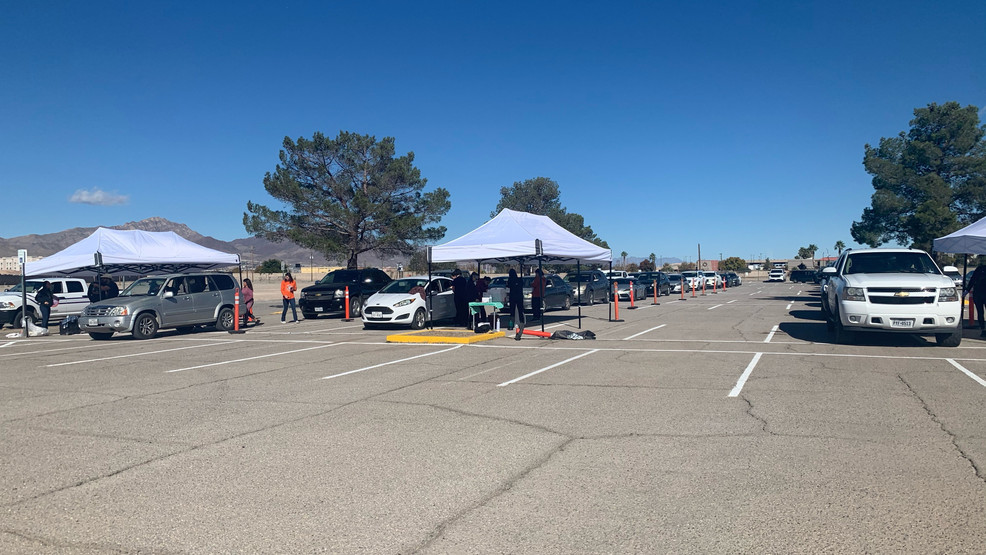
[281,272,299,323]
[451,269,470,327]
[99,275,119,300]
[87,278,101,303]
[472,272,488,323]
[530,268,547,320]
[241,278,261,327]
[968,263,986,337]
[507,268,526,340]
[35,280,55,329]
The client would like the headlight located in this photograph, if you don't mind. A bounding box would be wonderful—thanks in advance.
[334,290,345,297]
[0,301,15,310]
[108,306,128,316]
[393,298,414,307]
[844,287,865,302]
[939,287,958,302]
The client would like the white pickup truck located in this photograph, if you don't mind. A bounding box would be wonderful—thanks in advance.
[821,248,962,346]
[0,277,91,328]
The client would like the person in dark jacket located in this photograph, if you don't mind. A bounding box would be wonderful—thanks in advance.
[451,269,470,327]
[967,263,986,337]
[507,268,526,340]
[35,280,55,329]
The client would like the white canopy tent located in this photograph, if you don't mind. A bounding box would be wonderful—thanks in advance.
[25,227,241,277]
[429,209,612,264]
[429,209,614,329]
[933,216,986,255]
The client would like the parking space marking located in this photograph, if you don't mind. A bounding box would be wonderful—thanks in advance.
[321,344,462,380]
[727,300,737,304]
[946,358,986,388]
[728,352,762,397]
[458,362,516,380]
[764,324,780,343]
[708,304,723,311]
[45,340,245,367]
[0,341,16,348]
[785,303,793,310]
[750,290,763,296]
[623,324,666,340]
[497,349,598,386]
[167,343,340,373]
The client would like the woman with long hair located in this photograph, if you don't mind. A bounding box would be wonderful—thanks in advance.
[280,272,299,323]
[242,278,261,327]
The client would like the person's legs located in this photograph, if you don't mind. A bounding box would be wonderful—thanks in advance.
[40,304,50,328]
[512,302,525,340]
[290,298,298,322]
[976,296,986,335]
[532,297,542,320]
[282,298,289,322]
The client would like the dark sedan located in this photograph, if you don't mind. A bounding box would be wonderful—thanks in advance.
[634,272,672,297]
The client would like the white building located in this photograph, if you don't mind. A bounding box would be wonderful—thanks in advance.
[0,255,42,274]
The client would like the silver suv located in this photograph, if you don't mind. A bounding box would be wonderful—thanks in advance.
[80,273,240,340]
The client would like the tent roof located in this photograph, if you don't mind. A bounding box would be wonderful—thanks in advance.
[24,227,240,277]
[429,209,612,264]
[933,216,986,255]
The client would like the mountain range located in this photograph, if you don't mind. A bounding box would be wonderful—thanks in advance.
[0,218,404,268]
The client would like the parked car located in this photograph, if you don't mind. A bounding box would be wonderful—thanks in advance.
[667,273,690,293]
[79,272,239,340]
[605,270,629,280]
[565,270,610,305]
[768,269,786,282]
[703,272,724,289]
[487,273,574,312]
[361,276,455,329]
[613,278,646,301]
[680,271,704,291]
[789,269,817,283]
[943,268,963,290]
[722,272,742,287]
[0,277,91,328]
[634,271,672,296]
[299,268,392,318]
[821,248,961,346]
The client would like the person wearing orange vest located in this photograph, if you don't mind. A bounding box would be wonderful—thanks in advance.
[280,272,299,323]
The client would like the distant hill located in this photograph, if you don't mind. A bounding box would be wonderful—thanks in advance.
[0,217,405,269]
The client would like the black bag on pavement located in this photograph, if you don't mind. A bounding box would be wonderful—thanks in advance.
[59,316,81,335]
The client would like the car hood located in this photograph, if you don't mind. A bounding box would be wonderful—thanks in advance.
[844,273,954,288]
[366,292,423,306]
[302,283,357,293]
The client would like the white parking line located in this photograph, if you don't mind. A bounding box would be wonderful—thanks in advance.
[458,362,514,380]
[796,290,802,296]
[729,352,762,397]
[167,343,339,373]
[321,345,462,380]
[624,324,666,340]
[46,340,244,367]
[708,304,723,311]
[0,341,17,348]
[946,358,986,388]
[498,349,598,386]
[764,325,779,343]
[727,300,737,304]
[785,303,793,310]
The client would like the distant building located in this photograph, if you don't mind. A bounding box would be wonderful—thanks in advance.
[0,255,42,274]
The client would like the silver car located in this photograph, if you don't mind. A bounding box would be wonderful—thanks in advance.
[565,270,610,305]
[80,272,240,340]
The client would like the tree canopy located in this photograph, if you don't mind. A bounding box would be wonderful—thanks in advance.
[245,131,451,269]
[719,257,748,272]
[851,102,986,252]
[492,177,609,248]
[256,258,282,274]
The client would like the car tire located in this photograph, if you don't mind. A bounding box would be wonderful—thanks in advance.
[349,296,362,318]
[936,330,962,347]
[586,289,594,306]
[411,308,426,330]
[132,313,159,340]
[88,332,114,340]
[14,309,37,329]
[216,307,235,331]
[562,295,572,310]
[832,309,852,344]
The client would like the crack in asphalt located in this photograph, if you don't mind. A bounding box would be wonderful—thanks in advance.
[0,529,181,555]
[898,374,985,484]
[739,394,775,436]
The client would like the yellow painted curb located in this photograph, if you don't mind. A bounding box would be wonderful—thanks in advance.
[387,328,506,344]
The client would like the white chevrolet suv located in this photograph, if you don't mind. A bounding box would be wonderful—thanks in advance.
[821,248,962,346]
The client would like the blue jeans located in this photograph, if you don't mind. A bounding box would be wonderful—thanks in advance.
[282,298,298,322]
[39,304,51,328]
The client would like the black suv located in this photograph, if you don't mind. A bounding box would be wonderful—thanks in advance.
[789,269,818,283]
[299,268,392,319]
[634,271,672,296]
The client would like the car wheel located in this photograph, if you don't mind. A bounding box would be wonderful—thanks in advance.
[586,289,594,306]
[349,296,362,318]
[411,308,426,330]
[14,309,37,329]
[831,309,852,345]
[88,332,114,340]
[936,330,962,347]
[562,295,572,310]
[216,307,235,331]
[132,313,159,340]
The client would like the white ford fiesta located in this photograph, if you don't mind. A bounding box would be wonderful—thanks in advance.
[361,276,456,329]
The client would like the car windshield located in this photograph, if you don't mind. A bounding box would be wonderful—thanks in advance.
[681,271,699,278]
[379,278,429,294]
[566,274,594,283]
[317,270,360,284]
[5,281,44,293]
[489,277,507,287]
[668,275,681,282]
[121,278,168,296]
[845,252,940,274]
[614,278,635,285]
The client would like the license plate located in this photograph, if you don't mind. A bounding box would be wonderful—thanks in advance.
[891,318,914,328]
[371,312,382,318]
[314,307,323,312]
[88,318,98,326]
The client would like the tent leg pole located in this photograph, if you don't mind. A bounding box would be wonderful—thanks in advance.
[608,260,613,322]
[577,261,582,329]
[539,258,544,334]
[427,260,433,330]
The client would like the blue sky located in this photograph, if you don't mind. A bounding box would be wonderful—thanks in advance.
[2,1,983,263]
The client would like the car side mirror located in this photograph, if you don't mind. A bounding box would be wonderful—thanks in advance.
[822,267,836,275]
[943,265,959,273]
[163,291,174,298]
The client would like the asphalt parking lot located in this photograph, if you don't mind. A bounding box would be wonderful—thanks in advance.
[1,281,984,553]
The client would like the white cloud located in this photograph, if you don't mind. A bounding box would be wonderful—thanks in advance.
[69,188,129,206]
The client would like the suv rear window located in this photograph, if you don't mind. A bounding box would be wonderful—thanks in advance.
[210,274,236,290]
